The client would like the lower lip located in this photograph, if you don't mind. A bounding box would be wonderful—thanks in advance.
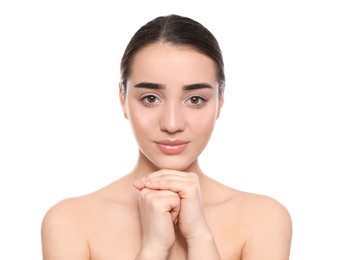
[156,143,188,155]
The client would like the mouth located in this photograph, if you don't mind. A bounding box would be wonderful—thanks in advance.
[155,140,189,155]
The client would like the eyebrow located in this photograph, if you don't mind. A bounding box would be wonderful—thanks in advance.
[133,82,213,90]
[183,83,213,90]
[134,82,165,89]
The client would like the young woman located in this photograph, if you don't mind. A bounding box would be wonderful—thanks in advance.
[41,14,292,259]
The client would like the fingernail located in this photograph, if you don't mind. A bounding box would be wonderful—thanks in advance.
[134,180,143,187]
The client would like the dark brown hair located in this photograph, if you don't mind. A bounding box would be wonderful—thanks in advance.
[120,14,225,97]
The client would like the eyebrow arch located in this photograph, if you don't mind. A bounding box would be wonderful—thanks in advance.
[183,83,213,90]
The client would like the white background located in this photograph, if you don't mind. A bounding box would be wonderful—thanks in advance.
[0,0,340,259]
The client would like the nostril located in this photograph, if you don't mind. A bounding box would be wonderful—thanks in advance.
[160,110,186,133]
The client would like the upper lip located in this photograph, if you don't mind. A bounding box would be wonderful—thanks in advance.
[156,139,189,145]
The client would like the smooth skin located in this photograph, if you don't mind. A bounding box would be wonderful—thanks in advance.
[41,43,292,259]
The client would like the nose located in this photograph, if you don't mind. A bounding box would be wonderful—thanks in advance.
[160,101,186,133]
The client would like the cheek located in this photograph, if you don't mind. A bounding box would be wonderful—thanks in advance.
[129,109,158,136]
[192,106,218,141]
[187,107,217,131]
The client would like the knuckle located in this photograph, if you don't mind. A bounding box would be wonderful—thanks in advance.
[149,198,162,208]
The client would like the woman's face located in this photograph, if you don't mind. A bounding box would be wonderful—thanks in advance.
[120,43,224,171]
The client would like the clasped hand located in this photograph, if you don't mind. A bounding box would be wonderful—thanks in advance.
[134,169,211,255]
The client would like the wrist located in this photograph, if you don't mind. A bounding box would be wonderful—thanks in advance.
[187,231,215,248]
[135,245,169,260]
[186,229,219,251]
[187,233,221,259]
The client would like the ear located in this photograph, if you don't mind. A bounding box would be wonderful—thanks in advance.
[216,84,225,119]
[119,83,128,119]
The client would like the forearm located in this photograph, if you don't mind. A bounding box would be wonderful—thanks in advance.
[187,233,221,260]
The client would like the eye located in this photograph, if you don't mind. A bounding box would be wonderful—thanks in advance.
[189,96,201,104]
[186,96,207,107]
[141,94,160,106]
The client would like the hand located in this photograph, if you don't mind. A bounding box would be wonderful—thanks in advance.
[136,187,180,258]
[134,170,212,245]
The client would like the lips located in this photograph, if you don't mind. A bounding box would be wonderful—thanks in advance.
[155,140,189,155]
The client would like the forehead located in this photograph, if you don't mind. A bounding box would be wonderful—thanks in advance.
[128,43,218,86]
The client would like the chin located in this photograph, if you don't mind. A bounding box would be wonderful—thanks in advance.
[150,157,197,172]
[139,149,200,172]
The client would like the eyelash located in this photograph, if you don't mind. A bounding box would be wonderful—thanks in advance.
[140,94,160,107]
[186,95,208,107]
[140,94,208,107]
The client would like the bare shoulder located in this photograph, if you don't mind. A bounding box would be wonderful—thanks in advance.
[235,189,292,224]
[206,177,291,227]
[230,187,292,259]
[42,193,96,227]
[41,195,92,259]
[42,176,133,230]
[42,186,110,231]
[41,175,135,259]
[204,178,292,259]
[205,176,291,221]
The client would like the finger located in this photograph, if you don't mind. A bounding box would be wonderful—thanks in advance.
[134,172,198,190]
[142,179,200,199]
[142,169,194,181]
[139,189,181,214]
[134,176,186,190]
